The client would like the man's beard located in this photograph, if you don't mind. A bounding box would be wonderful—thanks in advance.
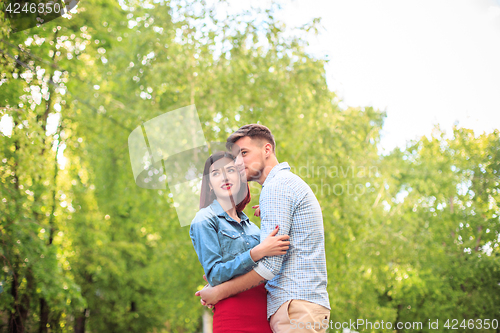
[245,162,264,182]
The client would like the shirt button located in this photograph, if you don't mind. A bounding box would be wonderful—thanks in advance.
[241,232,244,234]
[247,242,249,245]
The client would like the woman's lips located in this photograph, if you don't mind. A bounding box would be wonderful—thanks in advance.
[221,183,232,190]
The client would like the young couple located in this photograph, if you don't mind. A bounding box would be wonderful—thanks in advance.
[189,124,330,333]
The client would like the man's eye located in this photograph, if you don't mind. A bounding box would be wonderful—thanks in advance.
[242,152,247,155]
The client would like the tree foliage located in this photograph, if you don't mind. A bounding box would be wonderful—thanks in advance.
[1,0,499,332]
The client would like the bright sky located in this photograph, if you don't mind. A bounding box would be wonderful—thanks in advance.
[3,0,500,154]
[274,0,500,152]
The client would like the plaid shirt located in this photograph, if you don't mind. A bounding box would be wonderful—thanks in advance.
[254,162,331,319]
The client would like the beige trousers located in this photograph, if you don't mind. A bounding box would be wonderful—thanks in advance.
[269,299,330,333]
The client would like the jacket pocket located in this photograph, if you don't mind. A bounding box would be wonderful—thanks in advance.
[249,234,261,243]
[219,230,244,257]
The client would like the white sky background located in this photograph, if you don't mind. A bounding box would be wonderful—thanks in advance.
[3,0,500,153]
[275,0,500,152]
[218,0,500,152]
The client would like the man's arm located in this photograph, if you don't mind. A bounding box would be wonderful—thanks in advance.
[195,269,266,305]
[254,181,294,278]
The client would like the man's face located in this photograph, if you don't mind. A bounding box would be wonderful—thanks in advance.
[232,136,266,182]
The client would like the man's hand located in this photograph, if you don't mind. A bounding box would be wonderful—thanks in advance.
[195,275,219,308]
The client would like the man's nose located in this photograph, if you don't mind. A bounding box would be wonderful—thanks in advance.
[235,158,244,168]
[235,154,244,164]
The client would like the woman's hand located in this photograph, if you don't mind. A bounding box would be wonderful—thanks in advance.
[252,205,261,217]
[250,226,290,262]
[198,275,215,309]
[196,284,220,308]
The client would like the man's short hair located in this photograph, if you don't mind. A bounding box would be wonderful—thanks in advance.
[227,124,276,153]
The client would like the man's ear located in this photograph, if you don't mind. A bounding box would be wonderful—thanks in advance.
[263,142,273,157]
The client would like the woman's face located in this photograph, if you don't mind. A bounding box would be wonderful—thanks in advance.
[209,157,242,201]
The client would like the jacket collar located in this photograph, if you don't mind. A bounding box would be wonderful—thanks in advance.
[210,199,250,223]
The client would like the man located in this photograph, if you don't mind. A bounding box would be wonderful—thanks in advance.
[196,124,330,333]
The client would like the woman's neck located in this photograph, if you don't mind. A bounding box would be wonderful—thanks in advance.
[218,199,240,222]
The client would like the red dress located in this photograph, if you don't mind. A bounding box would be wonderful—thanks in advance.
[212,284,272,333]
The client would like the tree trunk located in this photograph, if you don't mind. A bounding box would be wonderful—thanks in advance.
[9,268,30,333]
[202,310,213,333]
[39,298,49,333]
[9,276,22,333]
[74,309,87,333]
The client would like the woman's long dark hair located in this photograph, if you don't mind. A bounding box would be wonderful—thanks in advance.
[199,151,251,212]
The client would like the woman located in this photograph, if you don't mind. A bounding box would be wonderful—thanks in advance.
[190,151,290,333]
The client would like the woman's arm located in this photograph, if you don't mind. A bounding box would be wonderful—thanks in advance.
[190,218,259,287]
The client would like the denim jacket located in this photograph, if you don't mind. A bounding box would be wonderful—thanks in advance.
[189,199,261,286]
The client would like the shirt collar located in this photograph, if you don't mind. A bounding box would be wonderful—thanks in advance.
[262,162,290,187]
[210,199,250,224]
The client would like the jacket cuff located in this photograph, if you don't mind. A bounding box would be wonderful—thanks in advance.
[241,249,258,272]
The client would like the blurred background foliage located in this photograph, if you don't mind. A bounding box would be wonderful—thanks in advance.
[0,0,499,332]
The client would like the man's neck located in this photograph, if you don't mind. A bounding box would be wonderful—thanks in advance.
[256,158,279,185]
